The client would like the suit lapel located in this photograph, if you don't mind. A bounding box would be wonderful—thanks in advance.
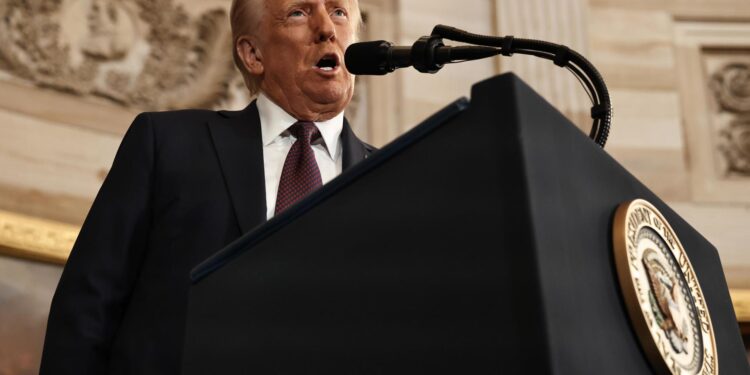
[341,118,372,170]
[207,107,371,234]
[208,101,267,234]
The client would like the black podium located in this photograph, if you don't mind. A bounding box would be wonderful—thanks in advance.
[182,74,748,374]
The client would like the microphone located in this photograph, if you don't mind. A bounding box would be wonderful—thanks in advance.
[345,36,499,75]
[345,41,411,75]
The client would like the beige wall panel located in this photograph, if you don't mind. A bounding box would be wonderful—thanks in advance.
[396,0,497,134]
[401,60,497,103]
[0,110,119,197]
[0,184,93,226]
[609,148,690,201]
[495,0,592,129]
[671,202,750,289]
[397,0,496,41]
[588,0,750,20]
[398,60,496,130]
[0,81,138,136]
[588,7,677,90]
[605,88,689,200]
[400,98,456,132]
[353,0,402,147]
[398,63,504,129]
[606,89,685,150]
[0,109,120,223]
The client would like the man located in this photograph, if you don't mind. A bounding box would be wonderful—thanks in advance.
[40,0,373,373]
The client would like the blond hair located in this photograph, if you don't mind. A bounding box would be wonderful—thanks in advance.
[229,0,362,96]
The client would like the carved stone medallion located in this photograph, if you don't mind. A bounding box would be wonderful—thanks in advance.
[710,62,750,176]
[0,0,248,111]
[613,199,718,375]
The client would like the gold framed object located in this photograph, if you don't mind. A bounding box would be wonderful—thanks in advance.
[613,199,718,375]
[729,289,750,335]
[0,209,77,264]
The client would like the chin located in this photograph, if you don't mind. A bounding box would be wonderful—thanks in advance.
[306,83,353,106]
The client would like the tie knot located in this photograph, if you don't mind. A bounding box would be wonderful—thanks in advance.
[289,121,321,144]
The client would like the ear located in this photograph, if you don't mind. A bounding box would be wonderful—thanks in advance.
[236,36,264,76]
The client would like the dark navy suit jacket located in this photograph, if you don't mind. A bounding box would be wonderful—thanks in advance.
[40,102,374,374]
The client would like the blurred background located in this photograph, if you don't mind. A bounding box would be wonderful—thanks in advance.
[0,0,749,373]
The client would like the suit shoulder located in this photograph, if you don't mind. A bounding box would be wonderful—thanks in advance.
[127,109,227,152]
[136,109,220,128]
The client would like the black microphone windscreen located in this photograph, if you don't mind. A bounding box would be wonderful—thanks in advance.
[345,40,391,75]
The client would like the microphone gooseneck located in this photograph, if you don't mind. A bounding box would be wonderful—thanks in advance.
[430,25,611,148]
[344,25,613,148]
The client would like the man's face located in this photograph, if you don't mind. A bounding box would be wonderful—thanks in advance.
[254,0,357,121]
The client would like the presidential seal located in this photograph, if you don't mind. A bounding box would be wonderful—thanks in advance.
[613,199,718,375]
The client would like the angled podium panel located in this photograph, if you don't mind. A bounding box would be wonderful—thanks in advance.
[182,73,748,374]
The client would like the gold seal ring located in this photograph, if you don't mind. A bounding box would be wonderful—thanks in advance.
[613,199,718,374]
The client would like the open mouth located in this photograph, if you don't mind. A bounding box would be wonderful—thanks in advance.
[315,54,339,72]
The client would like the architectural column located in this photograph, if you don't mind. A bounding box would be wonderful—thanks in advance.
[495,0,592,130]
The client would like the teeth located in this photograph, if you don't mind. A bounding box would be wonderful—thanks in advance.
[320,66,334,71]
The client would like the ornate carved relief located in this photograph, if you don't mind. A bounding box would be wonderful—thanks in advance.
[710,61,750,177]
[710,63,750,112]
[675,22,750,202]
[718,115,750,175]
[0,0,249,111]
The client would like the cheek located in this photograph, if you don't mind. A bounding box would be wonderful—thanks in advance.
[336,24,355,45]
[269,49,307,81]
[264,33,308,64]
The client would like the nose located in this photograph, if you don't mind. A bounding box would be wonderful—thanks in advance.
[313,8,336,43]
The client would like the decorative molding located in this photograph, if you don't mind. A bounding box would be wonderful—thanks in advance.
[0,210,77,264]
[710,63,750,176]
[674,21,750,203]
[0,0,249,114]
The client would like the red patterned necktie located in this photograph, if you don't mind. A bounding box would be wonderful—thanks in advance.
[274,121,323,215]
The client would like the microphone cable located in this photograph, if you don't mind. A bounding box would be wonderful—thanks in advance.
[429,24,612,148]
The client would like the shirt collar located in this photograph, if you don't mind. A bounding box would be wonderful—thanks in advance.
[257,92,344,158]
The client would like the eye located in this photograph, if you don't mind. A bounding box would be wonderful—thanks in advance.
[289,9,305,17]
[331,8,347,18]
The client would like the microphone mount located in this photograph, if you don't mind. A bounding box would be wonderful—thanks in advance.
[411,35,447,74]
[349,37,501,75]
[346,25,613,148]
[409,36,500,73]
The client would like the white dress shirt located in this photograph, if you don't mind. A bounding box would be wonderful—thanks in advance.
[256,93,344,220]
